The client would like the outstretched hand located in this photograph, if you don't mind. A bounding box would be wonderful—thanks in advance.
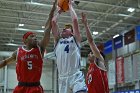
[57,6,63,14]
[45,0,57,29]
[81,12,87,25]
[68,0,74,8]
[88,52,94,62]
[69,0,72,5]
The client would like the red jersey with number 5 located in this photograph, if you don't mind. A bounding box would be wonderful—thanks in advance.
[16,46,43,82]
[86,62,109,93]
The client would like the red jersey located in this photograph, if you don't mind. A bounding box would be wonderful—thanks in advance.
[16,46,43,82]
[86,61,109,93]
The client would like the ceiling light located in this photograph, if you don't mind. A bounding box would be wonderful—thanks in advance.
[18,24,24,26]
[118,14,131,17]
[36,30,44,32]
[92,31,98,35]
[127,8,135,12]
[15,28,44,32]
[42,26,45,28]
[113,34,119,38]
[27,1,51,7]
[5,43,19,46]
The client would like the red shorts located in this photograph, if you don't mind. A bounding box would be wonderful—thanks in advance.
[13,85,43,93]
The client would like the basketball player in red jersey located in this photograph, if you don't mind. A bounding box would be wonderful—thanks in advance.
[51,0,87,93]
[81,12,109,93]
[0,1,57,93]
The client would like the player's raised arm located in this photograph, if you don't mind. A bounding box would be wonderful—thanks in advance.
[40,0,57,50]
[81,12,104,62]
[0,50,17,68]
[51,7,63,44]
[69,0,81,43]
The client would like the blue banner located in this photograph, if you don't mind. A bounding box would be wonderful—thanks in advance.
[135,25,140,40]
[113,89,140,93]
[104,40,112,54]
[113,35,123,49]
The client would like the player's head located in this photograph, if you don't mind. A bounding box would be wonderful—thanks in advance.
[87,52,95,64]
[23,31,38,47]
[61,24,73,38]
[87,51,105,63]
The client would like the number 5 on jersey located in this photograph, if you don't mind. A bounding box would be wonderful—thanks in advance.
[27,61,32,70]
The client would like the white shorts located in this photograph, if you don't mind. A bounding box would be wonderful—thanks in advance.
[58,71,87,93]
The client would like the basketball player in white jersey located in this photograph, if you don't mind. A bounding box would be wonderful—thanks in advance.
[51,0,87,93]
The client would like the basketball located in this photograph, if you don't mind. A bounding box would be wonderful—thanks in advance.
[58,0,69,12]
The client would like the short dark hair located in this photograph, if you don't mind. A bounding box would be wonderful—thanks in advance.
[88,51,105,60]
[64,24,73,32]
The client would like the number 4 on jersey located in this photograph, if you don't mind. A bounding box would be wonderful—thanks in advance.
[64,45,69,53]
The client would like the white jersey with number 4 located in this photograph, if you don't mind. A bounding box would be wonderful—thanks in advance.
[54,36,81,76]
